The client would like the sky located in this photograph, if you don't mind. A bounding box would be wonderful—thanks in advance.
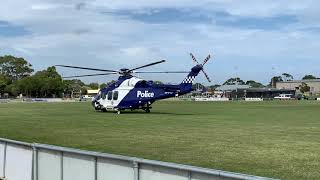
[0,0,320,85]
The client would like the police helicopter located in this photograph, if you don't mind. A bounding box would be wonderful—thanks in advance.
[56,53,212,114]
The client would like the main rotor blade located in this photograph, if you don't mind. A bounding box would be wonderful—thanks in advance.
[55,65,118,73]
[190,53,200,64]
[62,72,117,78]
[202,54,211,65]
[129,60,166,72]
[134,71,189,74]
[202,69,211,82]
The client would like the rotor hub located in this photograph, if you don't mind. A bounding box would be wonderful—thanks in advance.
[119,68,132,76]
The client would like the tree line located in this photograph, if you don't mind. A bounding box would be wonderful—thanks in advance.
[0,55,318,98]
[0,55,109,98]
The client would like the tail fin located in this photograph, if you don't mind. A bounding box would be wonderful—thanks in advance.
[181,65,203,85]
[179,65,203,94]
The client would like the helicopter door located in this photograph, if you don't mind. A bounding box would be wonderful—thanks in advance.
[112,91,119,106]
[105,91,119,107]
[104,91,112,108]
[107,91,112,101]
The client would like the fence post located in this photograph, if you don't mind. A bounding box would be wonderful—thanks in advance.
[2,142,7,179]
[61,152,64,180]
[94,157,98,180]
[133,161,139,180]
[188,171,192,180]
[32,144,38,180]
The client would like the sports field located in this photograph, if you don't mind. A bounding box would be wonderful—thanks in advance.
[0,101,319,180]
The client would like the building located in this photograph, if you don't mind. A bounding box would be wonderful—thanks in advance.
[83,89,100,99]
[215,84,251,92]
[276,79,320,95]
[215,84,251,99]
[87,89,99,95]
[215,85,295,99]
[230,88,295,99]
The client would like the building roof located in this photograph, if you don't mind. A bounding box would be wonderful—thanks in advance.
[87,89,99,94]
[239,88,295,93]
[215,84,251,91]
[277,79,320,83]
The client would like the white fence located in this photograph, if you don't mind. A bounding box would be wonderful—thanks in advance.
[245,98,263,102]
[0,138,277,180]
[194,98,230,102]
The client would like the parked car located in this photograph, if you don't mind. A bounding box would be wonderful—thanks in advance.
[274,94,294,100]
[295,94,307,100]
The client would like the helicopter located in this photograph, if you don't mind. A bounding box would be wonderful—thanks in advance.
[56,53,212,114]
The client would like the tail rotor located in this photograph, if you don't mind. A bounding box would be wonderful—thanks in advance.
[202,54,211,66]
[190,53,212,82]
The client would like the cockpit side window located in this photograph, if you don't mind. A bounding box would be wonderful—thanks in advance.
[107,91,112,100]
[101,91,106,100]
[113,91,119,100]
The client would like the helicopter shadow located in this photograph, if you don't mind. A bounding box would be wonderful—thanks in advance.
[96,110,195,116]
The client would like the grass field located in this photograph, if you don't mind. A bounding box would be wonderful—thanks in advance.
[0,101,319,179]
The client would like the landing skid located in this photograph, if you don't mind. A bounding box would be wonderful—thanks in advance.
[142,106,152,113]
[97,106,152,114]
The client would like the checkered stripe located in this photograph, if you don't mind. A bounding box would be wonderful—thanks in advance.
[182,76,195,84]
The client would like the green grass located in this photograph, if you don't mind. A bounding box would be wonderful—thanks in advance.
[0,101,320,180]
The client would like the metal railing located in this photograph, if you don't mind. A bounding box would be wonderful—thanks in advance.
[0,138,278,180]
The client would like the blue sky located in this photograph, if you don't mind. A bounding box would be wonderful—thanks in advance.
[0,21,29,37]
[0,0,320,85]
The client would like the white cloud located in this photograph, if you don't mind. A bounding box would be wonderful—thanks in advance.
[31,3,62,10]
[90,0,318,17]
[0,0,320,84]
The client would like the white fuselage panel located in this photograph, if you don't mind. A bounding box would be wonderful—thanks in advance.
[98,77,141,109]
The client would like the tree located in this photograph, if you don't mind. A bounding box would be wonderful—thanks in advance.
[299,82,310,93]
[16,66,64,97]
[63,79,85,98]
[302,75,317,80]
[34,66,63,97]
[88,83,99,89]
[0,74,10,95]
[282,73,293,82]
[4,83,19,97]
[17,76,35,97]
[223,77,245,85]
[0,55,34,82]
[106,80,116,86]
[0,55,67,98]
[81,86,91,95]
[245,80,264,88]
[269,76,283,88]
[100,83,108,89]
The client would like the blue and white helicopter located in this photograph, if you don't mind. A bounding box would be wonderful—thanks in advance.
[56,53,212,114]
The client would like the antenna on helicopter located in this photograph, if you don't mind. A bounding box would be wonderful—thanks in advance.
[189,53,212,82]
